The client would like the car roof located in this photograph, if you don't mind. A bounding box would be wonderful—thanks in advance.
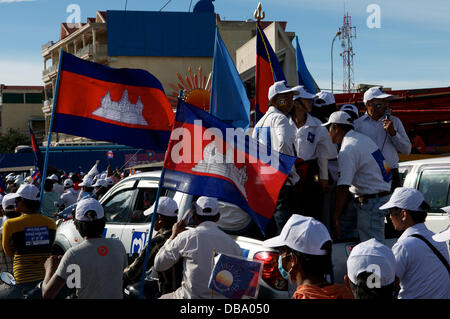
[400,156,450,166]
[121,170,162,182]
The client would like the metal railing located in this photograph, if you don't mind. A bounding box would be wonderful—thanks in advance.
[42,63,59,76]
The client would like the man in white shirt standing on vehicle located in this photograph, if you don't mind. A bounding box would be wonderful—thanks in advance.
[252,81,300,237]
[380,188,450,299]
[154,196,242,299]
[323,111,392,242]
[354,87,411,190]
[289,85,337,222]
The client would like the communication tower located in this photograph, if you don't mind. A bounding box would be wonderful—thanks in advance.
[339,12,356,93]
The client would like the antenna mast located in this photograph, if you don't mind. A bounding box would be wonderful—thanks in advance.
[339,12,356,93]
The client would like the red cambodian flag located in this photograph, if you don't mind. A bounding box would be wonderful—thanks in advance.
[52,51,174,151]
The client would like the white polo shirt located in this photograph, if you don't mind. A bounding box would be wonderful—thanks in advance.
[337,130,391,196]
[392,223,450,299]
[253,106,299,186]
[354,113,411,169]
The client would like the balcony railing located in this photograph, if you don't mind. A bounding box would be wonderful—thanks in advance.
[75,44,108,58]
[42,63,59,77]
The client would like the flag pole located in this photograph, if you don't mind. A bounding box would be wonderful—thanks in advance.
[138,91,181,299]
[253,2,265,125]
[39,48,64,210]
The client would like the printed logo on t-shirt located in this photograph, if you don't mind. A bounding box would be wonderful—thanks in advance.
[24,227,50,247]
[307,132,315,143]
[371,149,392,183]
[97,245,109,256]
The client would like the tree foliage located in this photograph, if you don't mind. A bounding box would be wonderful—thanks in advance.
[0,130,30,153]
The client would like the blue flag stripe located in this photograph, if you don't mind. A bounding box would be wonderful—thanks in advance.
[296,36,317,94]
[163,169,270,232]
[53,113,171,152]
[60,51,166,91]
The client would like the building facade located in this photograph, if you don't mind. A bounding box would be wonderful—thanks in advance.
[0,84,45,143]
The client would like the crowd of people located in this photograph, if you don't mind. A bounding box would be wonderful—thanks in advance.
[0,82,449,300]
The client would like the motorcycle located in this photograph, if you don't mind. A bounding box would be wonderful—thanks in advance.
[0,272,42,299]
[123,269,161,299]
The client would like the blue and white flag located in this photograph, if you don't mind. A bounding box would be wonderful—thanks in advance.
[208,253,263,299]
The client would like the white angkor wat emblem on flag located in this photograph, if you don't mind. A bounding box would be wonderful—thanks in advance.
[192,141,249,199]
[92,89,148,126]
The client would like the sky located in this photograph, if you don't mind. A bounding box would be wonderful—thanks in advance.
[0,0,449,91]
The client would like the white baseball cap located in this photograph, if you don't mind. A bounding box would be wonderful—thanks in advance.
[63,179,74,187]
[93,179,107,188]
[144,196,178,217]
[49,174,59,182]
[340,104,359,118]
[6,175,15,182]
[268,81,299,101]
[363,87,393,104]
[347,238,396,286]
[321,111,355,128]
[292,85,316,100]
[9,183,40,201]
[79,176,94,187]
[2,193,16,211]
[263,214,331,256]
[314,91,336,106]
[75,197,104,221]
[379,187,427,212]
[195,196,219,216]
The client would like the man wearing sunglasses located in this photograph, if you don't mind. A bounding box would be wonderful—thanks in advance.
[354,87,411,191]
[252,81,300,237]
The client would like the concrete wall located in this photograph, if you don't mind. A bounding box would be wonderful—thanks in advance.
[1,103,45,135]
[108,56,213,98]
[236,22,297,86]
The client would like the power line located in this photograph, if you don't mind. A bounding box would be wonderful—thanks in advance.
[159,0,172,11]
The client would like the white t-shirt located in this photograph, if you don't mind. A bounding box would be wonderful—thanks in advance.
[216,201,252,232]
[154,221,242,299]
[252,107,299,185]
[354,113,411,169]
[59,188,79,209]
[392,223,450,299]
[289,114,338,180]
[290,114,337,161]
[337,130,391,196]
[55,237,128,299]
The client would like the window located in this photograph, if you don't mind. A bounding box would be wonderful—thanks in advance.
[2,93,24,104]
[25,93,44,104]
[129,188,175,223]
[103,188,136,223]
[398,165,412,186]
[417,169,450,213]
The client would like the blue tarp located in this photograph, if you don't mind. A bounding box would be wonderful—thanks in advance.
[0,149,163,174]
